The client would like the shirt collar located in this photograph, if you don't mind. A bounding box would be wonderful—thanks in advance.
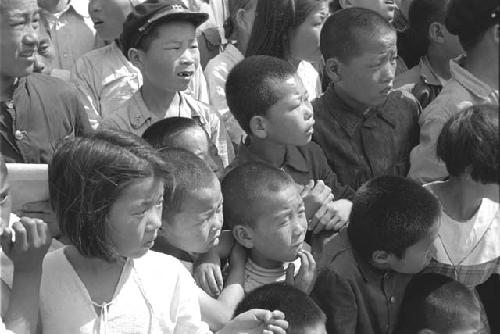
[450,56,499,100]
[418,56,444,87]
[237,138,309,173]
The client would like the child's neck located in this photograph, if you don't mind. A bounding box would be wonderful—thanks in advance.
[464,46,499,91]
[64,245,125,274]
[247,136,288,169]
[334,84,372,114]
[140,79,178,119]
[433,177,497,221]
[426,47,452,80]
[250,249,285,270]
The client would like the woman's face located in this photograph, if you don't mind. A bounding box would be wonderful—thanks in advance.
[288,2,329,63]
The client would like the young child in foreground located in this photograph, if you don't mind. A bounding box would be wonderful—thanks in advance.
[226,55,354,235]
[312,175,441,334]
[235,283,327,334]
[395,273,482,334]
[222,162,316,295]
[39,130,287,333]
[0,154,51,334]
[142,116,224,178]
[312,8,420,190]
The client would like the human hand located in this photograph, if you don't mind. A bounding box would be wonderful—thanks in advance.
[194,250,223,298]
[18,200,59,237]
[0,217,51,272]
[309,199,351,234]
[218,309,288,334]
[285,249,316,294]
[301,180,333,222]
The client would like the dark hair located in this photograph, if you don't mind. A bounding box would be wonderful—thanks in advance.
[158,148,216,216]
[222,162,295,229]
[348,175,440,259]
[142,117,201,148]
[396,273,481,334]
[320,7,395,63]
[49,130,171,262]
[234,283,326,333]
[226,55,297,133]
[407,0,450,59]
[246,0,327,59]
[437,104,499,184]
[445,0,499,51]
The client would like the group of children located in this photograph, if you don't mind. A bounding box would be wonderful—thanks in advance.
[0,0,498,333]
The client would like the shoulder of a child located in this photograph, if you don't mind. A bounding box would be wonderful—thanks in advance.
[317,232,358,277]
[393,65,420,89]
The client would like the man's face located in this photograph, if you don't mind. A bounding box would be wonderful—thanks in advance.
[0,0,40,79]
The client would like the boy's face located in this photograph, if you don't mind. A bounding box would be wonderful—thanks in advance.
[335,31,397,108]
[164,176,223,254]
[174,127,224,179]
[0,174,12,235]
[347,0,396,22]
[248,184,307,268]
[262,75,315,146]
[387,221,439,274]
[88,0,132,41]
[139,21,200,94]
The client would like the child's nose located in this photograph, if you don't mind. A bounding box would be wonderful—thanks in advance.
[380,61,396,84]
[146,207,162,231]
[303,102,314,120]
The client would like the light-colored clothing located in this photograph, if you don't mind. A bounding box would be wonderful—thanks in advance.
[100,91,231,166]
[409,57,499,183]
[0,321,14,334]
[40,248,210,334]
[244,257,301,294]
[71,42,209,129]
[424,182,500,288]
[41,4,96,73]
[297,60,322,101]
[204,44,245,143]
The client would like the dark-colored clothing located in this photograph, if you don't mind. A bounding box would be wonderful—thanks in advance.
[312,86,420,190]
[312,229,412,334]
[0,74,92,163]
[225,139,355,200]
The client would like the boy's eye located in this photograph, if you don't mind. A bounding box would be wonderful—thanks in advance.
[0,192,9,204]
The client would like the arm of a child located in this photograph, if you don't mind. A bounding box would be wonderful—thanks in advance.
[193,230,235,297]
[311,269,358,334]
[198,243,246,331]
[217,309,288,334]
[1,218,51,334]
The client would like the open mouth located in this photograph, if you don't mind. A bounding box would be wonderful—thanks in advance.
[93,20,104,27]
[177,70,194,78]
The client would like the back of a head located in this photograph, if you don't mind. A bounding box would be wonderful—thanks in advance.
[158,148,216,215]
[142,117,200,149]
[445,0,499,51]
[320,7,395,63]
[407,0,450,59]
[348,175,440,260]
[396,273,481,334]
[234,283,326,334]
[437,104,499,184]
[221,162,295,229]
[49,130,170,262]
[226,55,297,134]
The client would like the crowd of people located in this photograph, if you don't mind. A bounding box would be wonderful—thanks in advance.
[0,0,498,333]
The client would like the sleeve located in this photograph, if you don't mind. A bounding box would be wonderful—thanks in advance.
[190,66,210,104]
[208,109,234,166]
[98,116,122,132]
[173,264,212,334]
[68,86,93,137]
[70,56,101,130]
[312,269,358,334]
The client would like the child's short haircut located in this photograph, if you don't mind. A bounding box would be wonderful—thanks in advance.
[158,148,216,215]
[396,273,481,334]
[142,117,200,149]
[221,162,295,229]
[49,130,171,262]
[407,0,450,59]
[320,7,395,63]
[348,175,440,260]
[445,0,499,51]
[234,283,326,334]
[226,55,297,134]
[437,104,499,184]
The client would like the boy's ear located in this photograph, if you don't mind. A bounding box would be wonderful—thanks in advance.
[128,48,145,70]
[325,57,342,83]
[338,0,354,9]
[371,250,392,266]
[428,22,445,44]
[233,225,254,249]
[248,115,268,139]
[235,8,251,33]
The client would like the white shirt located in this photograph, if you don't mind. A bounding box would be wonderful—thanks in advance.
[297,60,322,101]
[244,257,301,294]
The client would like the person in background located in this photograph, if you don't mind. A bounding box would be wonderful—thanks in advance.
[71,0,209,129]
[409,0,499,184]
[33,12,57,76]
[37,0,96,78]
[246,0,329,100]
[204,0,257,145]
[394,0,463,109]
